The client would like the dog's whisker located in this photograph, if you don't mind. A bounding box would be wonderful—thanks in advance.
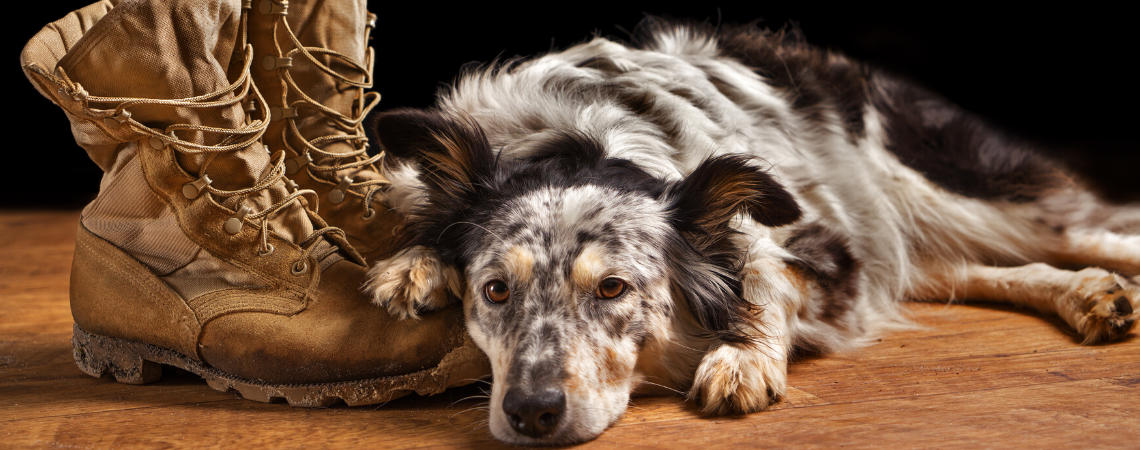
[438,221,509,246]
[659,334,705,354]
[450,404,492,420]
[465,419,491,433]
[458,378,494,386]
[636,379,687,396]
[368,398,395,411]
[624,402,648,412]
[449,395,491,407]
[453,414,492,433]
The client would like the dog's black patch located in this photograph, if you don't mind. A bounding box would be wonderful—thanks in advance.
[783,223,860,326]
[575,56,625,75]
[868,73,1071,203]
[511,131,666,197]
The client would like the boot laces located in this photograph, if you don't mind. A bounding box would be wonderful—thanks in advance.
[53,43,348,273]
[268,9,387,218]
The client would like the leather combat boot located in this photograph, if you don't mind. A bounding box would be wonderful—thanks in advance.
[21,0,488,406]
[247,0,398,261]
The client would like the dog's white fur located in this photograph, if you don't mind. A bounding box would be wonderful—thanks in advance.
[365,23,1140,445]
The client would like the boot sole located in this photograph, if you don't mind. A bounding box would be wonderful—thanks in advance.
[72,323,481,407]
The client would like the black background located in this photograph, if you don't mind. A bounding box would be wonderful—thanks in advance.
[11,3,1139,207]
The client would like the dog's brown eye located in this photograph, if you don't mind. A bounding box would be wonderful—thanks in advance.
[484,280,510,303]
[596,277,627,299]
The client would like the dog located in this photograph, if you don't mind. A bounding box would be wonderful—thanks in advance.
[362,18,1140,445]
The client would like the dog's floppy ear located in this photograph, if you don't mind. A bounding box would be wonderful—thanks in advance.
[373,108,496,204]
[668,155,801,235]
[663,155,801,344]
[372,109,496,263]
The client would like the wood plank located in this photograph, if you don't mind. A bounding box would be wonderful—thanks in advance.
[4,389,502,449]
[594,378,1140,448]
[0,210,78,329]
[0,294,73,330]
[789,307,1140,404]
[3,208,1140,448]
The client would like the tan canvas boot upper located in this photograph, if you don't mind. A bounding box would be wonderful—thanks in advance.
[21,0,487,406]
[248,0,400,261]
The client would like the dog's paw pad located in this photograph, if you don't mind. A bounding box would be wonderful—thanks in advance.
[1076,273,1139,343]
[765,386,782,403]
[1092,294,1136,337]
[1113,296,1134,315]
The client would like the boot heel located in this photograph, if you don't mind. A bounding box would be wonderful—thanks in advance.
[72,324,163,385]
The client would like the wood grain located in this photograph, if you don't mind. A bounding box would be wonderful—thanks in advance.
[2,209,1138,448]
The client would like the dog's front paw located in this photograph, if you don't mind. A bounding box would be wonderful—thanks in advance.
[1073,269,1138,344]
[689,342,787,415]
[364,246,457,320]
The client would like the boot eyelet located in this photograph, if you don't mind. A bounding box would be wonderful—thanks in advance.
[362,209,375,220]
[291,260,309,275]
[258,244,275,257]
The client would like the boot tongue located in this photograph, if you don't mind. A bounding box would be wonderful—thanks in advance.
[281,0,381,182]
[57,0,314,245]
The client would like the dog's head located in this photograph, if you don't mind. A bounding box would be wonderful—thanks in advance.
[373,109,801,444]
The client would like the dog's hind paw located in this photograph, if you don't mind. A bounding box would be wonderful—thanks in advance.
[1074,270,1138,344]
[689,342,787,415]
[364,246,457,320]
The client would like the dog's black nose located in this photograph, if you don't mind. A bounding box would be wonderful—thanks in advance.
[502,387,566,438]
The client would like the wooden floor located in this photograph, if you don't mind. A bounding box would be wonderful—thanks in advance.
[3,209,1138,448]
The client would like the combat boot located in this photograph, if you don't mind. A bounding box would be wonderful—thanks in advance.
[21,0,488,406]
[247,0,398,261]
